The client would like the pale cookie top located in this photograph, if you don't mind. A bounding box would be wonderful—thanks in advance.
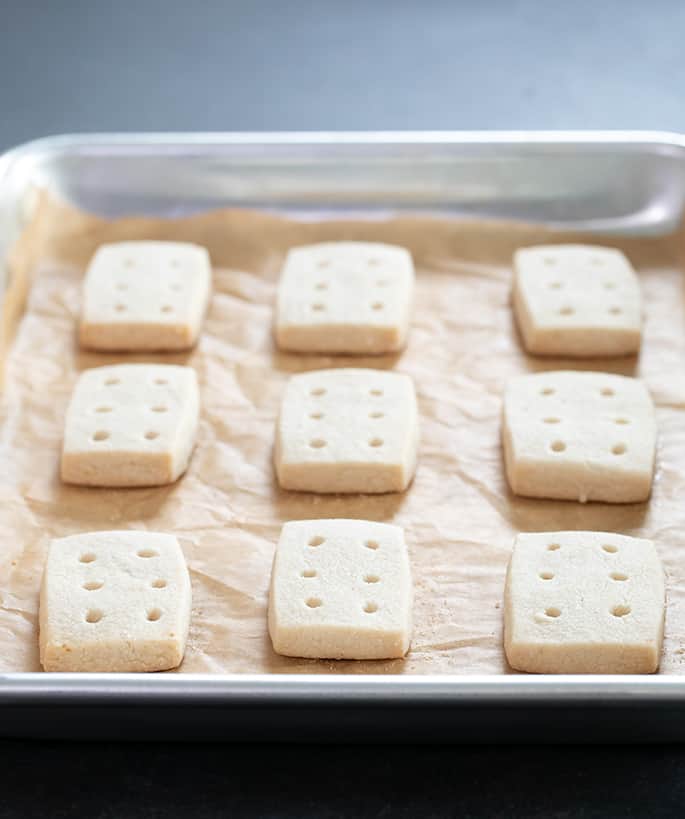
[506,531,665,650]
[514,244,641,332]
[40,530,192,666]
[278,368,418,468]
[271,519,412,636]
[276,241,414,353]
[513,244,642,357]
[504,370,656,483]
[80,240,211,349]
[63,364,199,457]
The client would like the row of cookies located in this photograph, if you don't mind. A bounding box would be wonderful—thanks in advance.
[79,238,645,359]
[40,522,665,674]
[60,360,655,506]
[506,246,664,674]
[44,243,205,671]
[80,239,413,355]
[40,521,412,671]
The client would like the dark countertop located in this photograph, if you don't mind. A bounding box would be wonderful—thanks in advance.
[2,739,685,818]
[1,2,684,817]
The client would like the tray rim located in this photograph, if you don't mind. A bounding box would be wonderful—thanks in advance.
[3,672,685,705]
[3,129,685,179]
[2,129,685,707]
[4,128,685,151]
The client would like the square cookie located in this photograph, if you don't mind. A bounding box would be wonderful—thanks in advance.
[504,531,665,674]
[40,531,192,672]
[268,519,413,660]
[275,241,414,354]
[502,370,656,503]
[275,368,419,494]
[513,244,641,357]
[61,364,199,488]
[79,241,211,351]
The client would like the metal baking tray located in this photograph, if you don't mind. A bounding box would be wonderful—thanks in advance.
[2,131,685,743]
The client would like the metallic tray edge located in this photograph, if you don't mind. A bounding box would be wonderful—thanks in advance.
[3,673,685,706]
[4,129,685,230]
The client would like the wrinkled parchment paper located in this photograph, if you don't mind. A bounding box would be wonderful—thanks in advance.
[2,194,685,675]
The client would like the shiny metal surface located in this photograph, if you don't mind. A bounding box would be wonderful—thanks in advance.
[3,672,685,704]
[2,131,685,229]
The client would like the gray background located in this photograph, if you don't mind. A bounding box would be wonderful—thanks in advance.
[2,0,684,151]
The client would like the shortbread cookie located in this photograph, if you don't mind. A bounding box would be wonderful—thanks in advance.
[61,364,199,487]
[504,531,665,674]
[268,519,413,660]
[275,368,419,494]
[513,244,641,357]
[502,370,656,503]
[40,531,192,672]
[79,241,211,351]
[275,241,414,354]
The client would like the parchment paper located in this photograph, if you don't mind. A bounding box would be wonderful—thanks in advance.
[2,194,685,674]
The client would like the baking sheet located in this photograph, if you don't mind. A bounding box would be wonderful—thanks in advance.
[2,193,685,675]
